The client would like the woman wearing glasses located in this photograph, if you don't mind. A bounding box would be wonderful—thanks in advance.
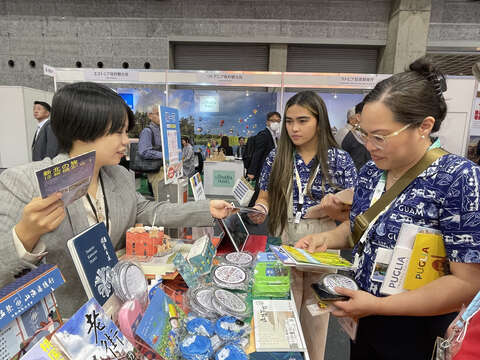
[296,58,480,359]
[249,90,357,360]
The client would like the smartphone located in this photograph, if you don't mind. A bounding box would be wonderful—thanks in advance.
[311,282,350,301]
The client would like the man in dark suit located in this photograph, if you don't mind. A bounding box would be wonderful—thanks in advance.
[247,111,281,205]
[236,136,246,158]
[32,101,59,161]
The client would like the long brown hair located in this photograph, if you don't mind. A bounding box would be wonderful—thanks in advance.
[267,91,338,236]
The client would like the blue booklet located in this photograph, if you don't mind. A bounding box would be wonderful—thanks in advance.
[67,222,118,306]
[51,298,138,359]
[135,288,185,359]
[36,150,95,207]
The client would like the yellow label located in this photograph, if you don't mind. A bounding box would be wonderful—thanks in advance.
[404,233,447,290]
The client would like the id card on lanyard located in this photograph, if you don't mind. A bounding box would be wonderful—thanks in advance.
[294,158,320,224]
[352,139,442,271]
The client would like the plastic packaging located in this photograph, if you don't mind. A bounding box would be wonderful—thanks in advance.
[215,316,250,341]
[110,260,148,304]
[186,317,215,337]
[215,344,248,360]
[223,252,254,268]
[187,286,218,319]
[212,289,251,319]
[212,265,250,291]
[180,335,213,360]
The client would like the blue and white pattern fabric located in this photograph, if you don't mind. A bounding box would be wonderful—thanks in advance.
[350,155,480,296]
[259,148,358,218]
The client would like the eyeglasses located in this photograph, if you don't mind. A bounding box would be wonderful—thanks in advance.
[353,123,411,149]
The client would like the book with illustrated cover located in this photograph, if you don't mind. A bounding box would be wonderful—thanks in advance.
[253,299,306,352]
[51,298,139,360]
[67,222,118,307]
[280,245,352,270]
[0,264,64,360]
[135,288,186,359]
[36,150,95,207]
[21,337,67,360]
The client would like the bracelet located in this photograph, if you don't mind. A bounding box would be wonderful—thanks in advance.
[255,203,268,214]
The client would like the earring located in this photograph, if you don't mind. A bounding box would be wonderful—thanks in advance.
[421,135,425,139]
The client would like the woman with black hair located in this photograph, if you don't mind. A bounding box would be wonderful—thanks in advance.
[0,82,232,317]
[296,58,480,359]
[218,135,233,156]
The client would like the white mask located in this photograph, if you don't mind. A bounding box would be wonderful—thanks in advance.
[269,122,280,133]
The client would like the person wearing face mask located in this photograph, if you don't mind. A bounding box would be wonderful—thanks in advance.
[246,112,281,205]
[295,58,480,359]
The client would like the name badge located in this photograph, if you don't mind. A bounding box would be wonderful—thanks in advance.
[370,247,393,283]
[294,211,302,224]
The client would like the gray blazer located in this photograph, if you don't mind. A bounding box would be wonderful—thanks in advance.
[0,153,213,317]
[32,120,60,161]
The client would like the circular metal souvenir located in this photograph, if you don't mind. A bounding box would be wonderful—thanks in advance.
[193,287,216,312]
[213,289,247,314]
[122,262,147,300]
[322,273,358,295]
[225,252,253,267]
[213,265,247,285]
[111,261,148,302]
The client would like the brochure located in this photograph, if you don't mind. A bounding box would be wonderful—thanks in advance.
[35,150,95,207]
[278,245,353,270]
[252,299,306,352]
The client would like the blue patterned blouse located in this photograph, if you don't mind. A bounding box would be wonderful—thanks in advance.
[350,155,480,295]
[259,148,358,218]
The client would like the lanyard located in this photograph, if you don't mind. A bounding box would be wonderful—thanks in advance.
[85,174,110,233]
[352,139,442,270]
[294,156,320,224]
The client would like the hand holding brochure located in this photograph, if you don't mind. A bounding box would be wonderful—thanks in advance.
[36,150,95,207]
[274,245,353,270]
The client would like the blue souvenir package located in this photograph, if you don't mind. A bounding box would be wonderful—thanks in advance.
[180,335,213,360]
[215,344,248,360]
[187,317,215,337]
[215,316,249,341]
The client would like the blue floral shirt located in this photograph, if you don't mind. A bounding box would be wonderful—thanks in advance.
[259,148,358,218]
[350,155,480,296]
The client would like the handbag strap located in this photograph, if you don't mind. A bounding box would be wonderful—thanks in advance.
[351,147,448,245]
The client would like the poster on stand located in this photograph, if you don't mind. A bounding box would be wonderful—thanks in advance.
[189,172,206,201]
[159,105,183,184]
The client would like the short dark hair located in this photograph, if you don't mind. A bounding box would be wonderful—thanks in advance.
[363,57,447,133]
[355,101,364,114]
[50,82,135,152]
[34,101,51,112]
[239,136,245,141]
[181,136,190,143]
[267,111,281,121]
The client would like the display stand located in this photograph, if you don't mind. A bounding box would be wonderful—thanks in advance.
[46,65,478,157]
[203,160,245,196]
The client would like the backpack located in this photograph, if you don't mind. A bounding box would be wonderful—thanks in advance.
[242,135,256,170]
[129,127,162,173]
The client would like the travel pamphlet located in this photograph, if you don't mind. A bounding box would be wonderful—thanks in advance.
[272,245,353,270]
[35,150,95,207]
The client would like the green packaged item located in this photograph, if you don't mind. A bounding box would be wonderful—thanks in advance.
[252,262,290,298]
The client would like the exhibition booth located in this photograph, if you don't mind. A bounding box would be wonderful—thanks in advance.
[0,65,477,360]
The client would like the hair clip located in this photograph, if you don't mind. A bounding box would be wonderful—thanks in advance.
[427,72,447,97]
